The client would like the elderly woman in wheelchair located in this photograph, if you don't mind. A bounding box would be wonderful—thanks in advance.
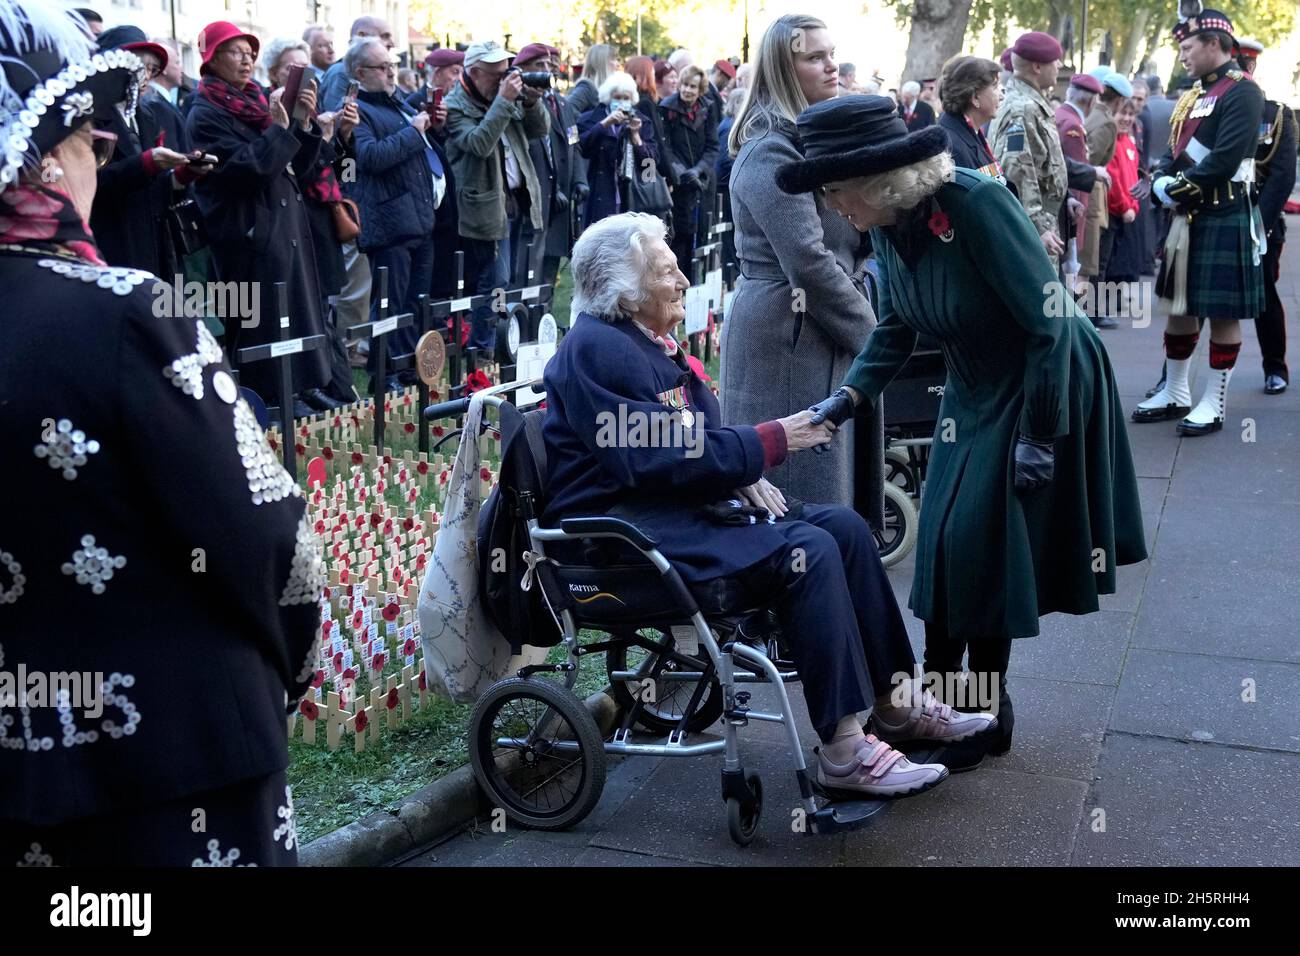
[533,212,997,810]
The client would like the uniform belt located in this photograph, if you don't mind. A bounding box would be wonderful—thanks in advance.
[737,259,787,281]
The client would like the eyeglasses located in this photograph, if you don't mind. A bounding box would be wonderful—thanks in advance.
[90,128,118,168]
[221,48,257,62]
[361,62,397,73]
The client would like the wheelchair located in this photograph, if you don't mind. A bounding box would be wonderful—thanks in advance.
[424,382,940,847]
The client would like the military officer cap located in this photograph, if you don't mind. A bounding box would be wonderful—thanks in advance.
[1069,73,1104,95]
[1011,31,1063,63]
[1172,2,1235,41]
[1235,36,1264,55]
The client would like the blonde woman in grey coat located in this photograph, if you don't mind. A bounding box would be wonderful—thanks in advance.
[721,14,884,523]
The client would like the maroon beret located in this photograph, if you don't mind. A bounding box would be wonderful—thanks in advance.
[653,60,674,81]
[425,48,464,69]
[713,58,736,79]
[1069,73,1104,94]
[1011,31,1063,63]
[999,47,1013,71]
[513,43,551,66]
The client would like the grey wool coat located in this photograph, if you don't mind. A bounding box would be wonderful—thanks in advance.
[720,118,884,526]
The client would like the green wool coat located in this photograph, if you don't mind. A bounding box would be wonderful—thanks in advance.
[843,170,1147,640]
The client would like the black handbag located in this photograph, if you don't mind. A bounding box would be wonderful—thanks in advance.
[166,196,208,258]
[627,147,673,216]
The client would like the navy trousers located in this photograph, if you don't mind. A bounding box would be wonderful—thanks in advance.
[722,503,916,743]
[366,235,434,377]
[464,234,512,353]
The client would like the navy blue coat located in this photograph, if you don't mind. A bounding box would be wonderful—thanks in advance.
[576,104,659,225]
[351,89,437,253]
[542,313,788,583]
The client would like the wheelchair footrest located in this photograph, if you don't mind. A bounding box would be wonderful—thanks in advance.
[808,797,891,834]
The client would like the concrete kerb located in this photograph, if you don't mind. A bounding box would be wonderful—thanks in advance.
[299,688,622,867]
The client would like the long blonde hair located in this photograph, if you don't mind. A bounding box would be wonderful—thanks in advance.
[728,13,826,156]
[579,43,617,90]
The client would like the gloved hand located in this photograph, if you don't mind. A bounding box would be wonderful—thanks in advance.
[1130,176,1151,202]
[1152,175,1175,207]
[808,387,857,455]
[1013,436,1055,493]
[574,183,590,205]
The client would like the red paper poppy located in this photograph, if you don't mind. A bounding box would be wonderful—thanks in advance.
[404,422,415,434]
[439,470,449,485]
[333,651,344,672]
[350,414,360,428]
[342,666,357,681]
[418,670,427,691]
[299,699,319,719]
[352,610,363,629]
[927,208,951,237]
[268,436,278,451]
[322,620,333,637]
[417,461,429,474]
[369,512,382,527]
[464,369,492,395]
[386,687,400,709]
[351,451,363,465]
[432,425,444,437]
[354,709,368,733]
[403,394,413,407]
[314,519,326,534]
[340,567,350,584]
[354,514,365,528]
[382,602,399,622]
[371,652,385,671]
[479,467,491,481]
[323,446,334,460]
[429,388,440,400]
[311,669,325,688]
[403,517,415,531]
[416,553,427,569]
[333,416,343,428]
[383,455,393,466]
[403,638,416,656]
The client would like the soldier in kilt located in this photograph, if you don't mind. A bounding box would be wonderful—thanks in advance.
[1134,5,1264,436]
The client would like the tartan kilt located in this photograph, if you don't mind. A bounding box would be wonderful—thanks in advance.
[1157,201,1263,319]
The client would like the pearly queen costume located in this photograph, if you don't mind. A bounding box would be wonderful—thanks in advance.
[0,3,322,865]
[1135,5,1264,436]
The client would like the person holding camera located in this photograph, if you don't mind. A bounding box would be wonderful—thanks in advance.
[405,48,463,300]
[576,71,661,226]
[346,36,445,392]
[659,63,719,274]
[444,40,550,354]
[511,43,588,289]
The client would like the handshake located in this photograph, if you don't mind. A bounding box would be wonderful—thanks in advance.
[772,387,859,456]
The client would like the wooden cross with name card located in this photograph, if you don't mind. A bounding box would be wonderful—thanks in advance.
[233,281,327,480]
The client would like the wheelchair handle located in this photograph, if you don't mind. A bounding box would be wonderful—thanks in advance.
[422,397,473,421]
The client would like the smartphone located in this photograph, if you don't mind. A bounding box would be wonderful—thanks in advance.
[431,88,444,110]
[344,80,359,106]
[187,152,219,169]
[281,63,306,119]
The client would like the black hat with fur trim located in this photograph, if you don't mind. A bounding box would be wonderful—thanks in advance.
[776,95,949,195]
[0,0,142,193]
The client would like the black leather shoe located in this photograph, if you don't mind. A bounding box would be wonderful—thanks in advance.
[301,388,346,411]
[1092,315,1119,330]
[1176,417,1223,436]
[1132,403,1190,423]
[291,398,317,420]
[1145,376,1166,398]
[1264,374,1288,395]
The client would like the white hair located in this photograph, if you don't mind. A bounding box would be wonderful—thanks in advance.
[569,213,669,321]
[263,37,309,76]
[860,79,881,94]
[1065,85,1096,108]
[901,80,921,97]
[345,36,386,80]
[668,48,693,71]
[597,70,638,105]
[842,152,955,211]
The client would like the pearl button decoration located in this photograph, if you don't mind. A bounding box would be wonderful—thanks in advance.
[60,534,126,595]
[33,417,99,480]
[234,399,300,505]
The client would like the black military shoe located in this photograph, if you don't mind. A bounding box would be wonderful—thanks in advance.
[1132,402,1191,423]
[1264,374,1288,395]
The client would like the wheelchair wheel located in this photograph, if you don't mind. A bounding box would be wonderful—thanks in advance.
[726,772,763,847]
[885,448,918,498]
[875,482,919,568]
[606,631,724,735]
[469,677,606,831]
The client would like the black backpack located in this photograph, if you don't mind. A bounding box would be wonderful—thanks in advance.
[476,403,563,653]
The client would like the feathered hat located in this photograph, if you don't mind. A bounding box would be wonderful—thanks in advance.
[0,0,142,193]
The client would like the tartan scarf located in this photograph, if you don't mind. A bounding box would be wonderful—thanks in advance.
[0,184,105,266]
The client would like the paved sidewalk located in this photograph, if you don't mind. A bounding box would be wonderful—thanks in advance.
[405,232,1300,868]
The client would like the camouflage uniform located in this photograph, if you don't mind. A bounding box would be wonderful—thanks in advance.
[990,74,1069,263]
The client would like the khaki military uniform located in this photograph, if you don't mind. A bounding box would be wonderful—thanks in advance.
[1080,100,1118,276]
[990,74,1068,263]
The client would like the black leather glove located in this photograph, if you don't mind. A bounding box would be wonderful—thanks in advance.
[1130,176,1151,201]
[808,387,857,455]
[1013,436,1055,493]
[551,190,570,217]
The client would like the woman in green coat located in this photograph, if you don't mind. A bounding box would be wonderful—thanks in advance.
[780,96,1147,756]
